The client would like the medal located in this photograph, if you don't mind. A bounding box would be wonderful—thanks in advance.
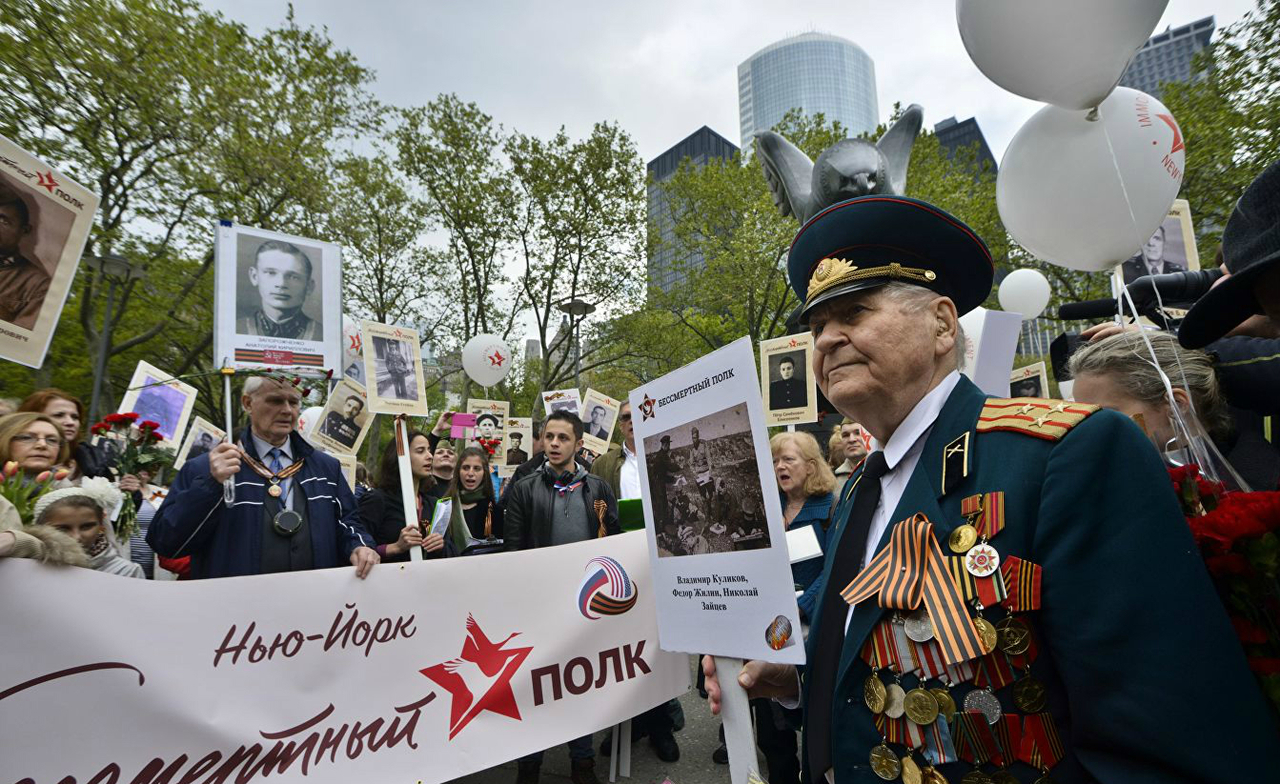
[995,616,1031,655]
[901,754,923,784]
[922,768,950,784]
[973,617,998,654]
[272,509,303,536]
[991,773,1019,784]
[930,687,957,723]
[884,682,907,719]
[949,524,978,553]
[963,688,1002,725]
[960,773,994,784]
[1013,674,1047,713]
[904,687,941,725]
[268,482,283,498]
[904,607,935,643]
[870,742,902,781]
[865,673,888,714]
[965,543,1000,577]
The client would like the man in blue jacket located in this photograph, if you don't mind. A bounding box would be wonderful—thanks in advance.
[148,376,379,579]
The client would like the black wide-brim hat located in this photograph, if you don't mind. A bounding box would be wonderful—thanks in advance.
[788,195,994,322]
[1179,159,1280,349]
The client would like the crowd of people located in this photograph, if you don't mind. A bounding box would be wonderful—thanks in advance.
[4,162,1278,784]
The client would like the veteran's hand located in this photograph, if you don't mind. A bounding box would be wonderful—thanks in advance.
[207,442,242,483]
[701,655,798,716]
[350,546,380,579]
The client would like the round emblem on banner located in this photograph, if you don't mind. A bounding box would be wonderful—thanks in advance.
[965,543,1001,577]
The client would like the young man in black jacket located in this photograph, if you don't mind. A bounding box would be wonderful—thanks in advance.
[503,410,619,784]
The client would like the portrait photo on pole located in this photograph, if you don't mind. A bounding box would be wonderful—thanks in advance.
[1118,198,1201,287]
[467,398,510,458]
[172,416,226,469]
[360,320,428,416]
[1010,361,1050,400]
[759,332,817,426]
[580,388,621,455]
[541,388,581,418]
[631,336,804,663]
[312,377,374,456]
[503,417,532,469]
[0,134,100,368]
[213,222,341,372]
[116,361,198,448]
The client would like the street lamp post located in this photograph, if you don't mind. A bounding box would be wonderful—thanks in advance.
[84,254,145,422]
[556,298,596,387]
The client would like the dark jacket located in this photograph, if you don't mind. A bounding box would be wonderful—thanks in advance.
[357,486,451,561]
[147,427,373,579]
[1210,335,1280,416]
[503,466,620,551]
[800,376,1275,784]
[589,444,625,496]
[784,491,834,622]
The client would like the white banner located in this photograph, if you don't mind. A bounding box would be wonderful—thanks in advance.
[0,532,689,783]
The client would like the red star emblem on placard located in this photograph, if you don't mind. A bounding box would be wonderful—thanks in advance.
[421,615,532,739]
[36,171,58,193]
[1156,114,1184,154]
[489,350,505,367]
[640,394,656,421]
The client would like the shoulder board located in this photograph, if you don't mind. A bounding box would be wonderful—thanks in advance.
[976,397,1100,442]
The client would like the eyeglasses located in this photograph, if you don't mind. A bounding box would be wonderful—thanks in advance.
[13,433,62,447]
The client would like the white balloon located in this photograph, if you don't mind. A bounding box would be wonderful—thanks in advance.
[298,405,325,437]
[462,333,513,388]
[957,0,1167,110]
[998,269,1052,320]
[997,88,1184,272]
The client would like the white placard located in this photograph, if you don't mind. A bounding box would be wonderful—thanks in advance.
[173,416,226,469]
[0,532,689,784]
[311,378,374,455]
[759,333,818,427]
[213,222,341,372]
[959,306,1022,397]
[541,388,581,417]
[360,321,428,416]
[115,360,198,448]
[1010,361,1050,400]
[630,337,805,664]
[580,389,622,456]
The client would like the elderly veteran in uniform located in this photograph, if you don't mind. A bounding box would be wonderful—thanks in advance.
[703,195,1274,783]
[148,376,379,579]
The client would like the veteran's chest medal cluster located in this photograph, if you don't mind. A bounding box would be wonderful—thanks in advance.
[842,400,1091,784]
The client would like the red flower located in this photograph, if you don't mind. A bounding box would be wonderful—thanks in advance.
[1205,553,1252,577]
[1189,491,1280,553]
[1248,658,1280,675]
[139,420,161,432]
[1232,617,1270,644]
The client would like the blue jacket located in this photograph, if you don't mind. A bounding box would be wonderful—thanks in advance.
[147,427,373,579]
[783,490,834,622]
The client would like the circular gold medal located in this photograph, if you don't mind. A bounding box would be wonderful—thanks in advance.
[268,483,283,498]
[973,616,999,654]
[904,687,940,725]
[991,772,1020,784]
[904,607,935,642]
[948,524,978,553]
[995,615,1031,655]
[884,683,907,719]
[922,768,951,784]
[901,755,923,784]
[869,743,902,781]
[930,687,957,723]
[1013,674,1047,713]
[864,674,888,714]
[965,543,1001,577]
[960,771,994,784]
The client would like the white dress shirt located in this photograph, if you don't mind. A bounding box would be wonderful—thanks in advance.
[250,431,295,503]
[619,442,642,500]
[846,370,961,631]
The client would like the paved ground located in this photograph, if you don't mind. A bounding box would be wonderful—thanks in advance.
[449,657,770,784]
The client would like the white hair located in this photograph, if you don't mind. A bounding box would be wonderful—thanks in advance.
[242,375,293,398]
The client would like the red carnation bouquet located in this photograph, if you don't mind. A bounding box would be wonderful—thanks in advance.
[90,412,174,540]
[1170,464,1280,715]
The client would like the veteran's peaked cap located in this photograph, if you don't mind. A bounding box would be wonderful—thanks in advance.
[788,195,994,322]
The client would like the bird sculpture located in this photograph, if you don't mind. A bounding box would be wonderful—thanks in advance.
[755,104,924,224]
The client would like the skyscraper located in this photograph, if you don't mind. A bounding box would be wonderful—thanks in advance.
[646,126,739,295]
[1118,17,1215,98]
[934,116,997,173]
[738,32,878,147]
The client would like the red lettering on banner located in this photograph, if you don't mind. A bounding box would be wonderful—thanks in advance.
[262,350,295,365]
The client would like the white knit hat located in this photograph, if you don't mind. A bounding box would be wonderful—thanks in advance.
[33,476,122,524]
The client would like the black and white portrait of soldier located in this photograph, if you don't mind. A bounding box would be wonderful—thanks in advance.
[188,430,218,461]
[1121,221,1189,285]
[319,394,366,450]
[0,180,49,331]
[373,336,418,401]
[768,350,807,411]
[236,238,323,341]
[585,404,612,441]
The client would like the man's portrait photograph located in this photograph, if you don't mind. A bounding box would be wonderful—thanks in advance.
[1119,199,1199,286]
[359,321,428,417]
[759,333,817,426]
[234,235,324,340]
[313,378,372,455]
[1010,361,1049,400]
[173,416,226,469]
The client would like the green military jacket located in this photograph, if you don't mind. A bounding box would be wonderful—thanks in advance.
[800,376,1274,783]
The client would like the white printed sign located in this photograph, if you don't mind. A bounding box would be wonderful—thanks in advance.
[0,532,688,783]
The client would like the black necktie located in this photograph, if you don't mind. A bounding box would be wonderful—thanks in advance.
[807,450,889,781]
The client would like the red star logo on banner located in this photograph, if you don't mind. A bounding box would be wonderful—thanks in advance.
[489,350,505,367]
[1156,114,1184,154]
[421,615,532,739]
[36,171,58,193]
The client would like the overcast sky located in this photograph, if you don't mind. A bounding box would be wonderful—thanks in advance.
[202,0,1250,164]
